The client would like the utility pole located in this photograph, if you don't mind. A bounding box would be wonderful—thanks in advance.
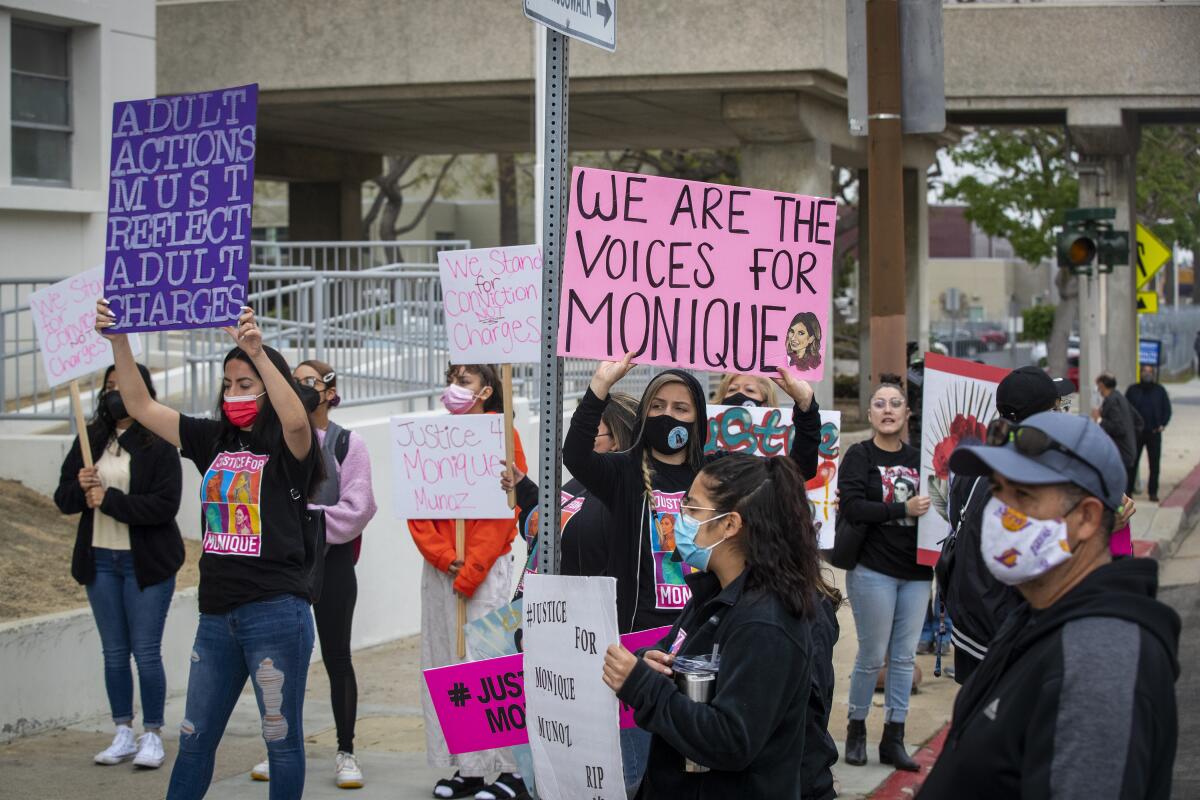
[866,0,907,385]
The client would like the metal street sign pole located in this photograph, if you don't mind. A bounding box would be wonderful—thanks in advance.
[536,27,569,577]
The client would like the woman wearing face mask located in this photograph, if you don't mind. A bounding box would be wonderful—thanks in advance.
[713,373,779,408]
[601,453,836,798]
[840,374,932,773]
[410,364,529,800]
[96,301,321,800]
[247,360,377,789]
[54,362,184,770]
[563,353,821,796]
[502,392,639,588]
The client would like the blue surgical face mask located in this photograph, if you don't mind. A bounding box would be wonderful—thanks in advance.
[675,507,731,571]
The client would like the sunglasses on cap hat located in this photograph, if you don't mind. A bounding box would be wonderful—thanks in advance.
[985,417,1111,501]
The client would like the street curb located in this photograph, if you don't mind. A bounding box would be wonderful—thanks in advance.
[1151,458,1200,558]
[868,722,950,799]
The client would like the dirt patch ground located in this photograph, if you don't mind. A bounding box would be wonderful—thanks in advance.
[0,479,201,622]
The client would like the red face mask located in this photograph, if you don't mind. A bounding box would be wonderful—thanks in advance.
[222,392,264,428]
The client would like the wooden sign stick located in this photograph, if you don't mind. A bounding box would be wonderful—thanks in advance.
[502,364,516,509]
[69,380,94,469]
[455,518,467,659]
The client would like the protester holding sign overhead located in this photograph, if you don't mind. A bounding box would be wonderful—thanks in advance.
[409,363,529,800]
[563,353,820,794]
[246,359,377,790]
[96,300,320,800]
[602,452,833,798]
[54,362,184,771]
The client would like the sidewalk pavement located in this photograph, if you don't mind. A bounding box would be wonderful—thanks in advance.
[6,379,1200,800]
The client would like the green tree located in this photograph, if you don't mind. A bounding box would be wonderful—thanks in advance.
[940,127,1078,266]
[1021,304,1056,343]
[1137,126,1200,252]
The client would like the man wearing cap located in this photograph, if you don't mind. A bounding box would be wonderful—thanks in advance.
[919,412,1180,800]
[935,366,1074,684]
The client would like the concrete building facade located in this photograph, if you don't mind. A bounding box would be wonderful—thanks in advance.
[0,0,155,279]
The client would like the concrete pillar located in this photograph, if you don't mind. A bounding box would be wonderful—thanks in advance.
[287,180,362,245]
[905,167,930,353]
[857,169,872,419]
[1069,114,1139,405]
[723,92,836,411]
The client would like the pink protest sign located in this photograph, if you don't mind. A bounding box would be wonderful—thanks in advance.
[424,626,671,755]
[558,167,836,379]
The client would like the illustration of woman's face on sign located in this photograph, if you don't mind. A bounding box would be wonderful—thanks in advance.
[787,320,813,356]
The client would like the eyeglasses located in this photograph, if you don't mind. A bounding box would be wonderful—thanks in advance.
[871,397,906,410]
[985,418,1110,500]
[296,377,324,388]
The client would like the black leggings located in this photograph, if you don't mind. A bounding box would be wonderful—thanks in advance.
[313,542,359,754]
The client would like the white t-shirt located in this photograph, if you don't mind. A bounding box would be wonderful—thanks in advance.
[93,438,131,551]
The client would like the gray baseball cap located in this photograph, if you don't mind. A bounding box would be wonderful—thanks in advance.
[948,411,1126,510]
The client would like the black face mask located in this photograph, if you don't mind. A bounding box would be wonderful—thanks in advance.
[296,384,322,413]
[103,391,128,422]
[644,414,691,455]
[722,392,760,408]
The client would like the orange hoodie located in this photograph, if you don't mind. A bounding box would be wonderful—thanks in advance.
[408,425,527,598]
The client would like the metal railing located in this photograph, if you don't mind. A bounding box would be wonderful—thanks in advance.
[2,239,731,424]
[1140,307,1200,377]
[251,240,469,271]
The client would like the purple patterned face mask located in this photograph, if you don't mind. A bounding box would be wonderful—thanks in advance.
[980,498,1073,586]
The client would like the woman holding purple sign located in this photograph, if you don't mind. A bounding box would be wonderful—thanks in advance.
[97,300,322,800]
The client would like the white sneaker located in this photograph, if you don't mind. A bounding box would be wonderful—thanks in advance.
[335,751,364,789]
[133,731,165,769]
[250,759,270,781]
[94,725,138,765]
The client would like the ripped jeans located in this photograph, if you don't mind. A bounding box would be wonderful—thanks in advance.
[167,594,314,800]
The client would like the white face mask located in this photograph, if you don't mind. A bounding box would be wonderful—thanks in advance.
[980,497,1073,586]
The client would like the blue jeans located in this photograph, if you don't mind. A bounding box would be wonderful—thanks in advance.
[167,594,314,800]
[621,725,652,796]
[845,564,929,723]
[86,548,175,728]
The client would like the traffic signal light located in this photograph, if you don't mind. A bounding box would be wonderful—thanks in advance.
[1056,208,1130,274]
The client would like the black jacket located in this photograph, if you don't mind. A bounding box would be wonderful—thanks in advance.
[563,373,820,632]
[55,427,185,590]
[1098,391,1140,467]
[935,475,1022,679]
[1125,381,1171,434]
[618,570,814,800]
[800,595,840,800]
[919,558,1180,800]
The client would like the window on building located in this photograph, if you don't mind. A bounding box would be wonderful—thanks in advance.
[11,22,71,186]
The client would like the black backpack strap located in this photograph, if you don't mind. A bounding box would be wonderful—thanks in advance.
[334,427,351,465]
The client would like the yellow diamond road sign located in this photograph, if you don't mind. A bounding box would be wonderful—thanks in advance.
[1136,224,1171,290]
[1137,291,1159,315]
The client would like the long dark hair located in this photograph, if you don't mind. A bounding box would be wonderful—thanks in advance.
[214,345,324,496]
[698,453,840,617]
[89,363,159,452]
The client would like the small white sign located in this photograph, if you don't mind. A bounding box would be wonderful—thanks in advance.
[28,266,142,387]
[390,413,512,520]
[524,0,616,52]
[438,245,543,365]
[523,574,624,800]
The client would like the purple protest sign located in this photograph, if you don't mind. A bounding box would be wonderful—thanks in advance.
[103,84,258,333]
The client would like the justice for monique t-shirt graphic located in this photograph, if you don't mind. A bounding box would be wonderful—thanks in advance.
[652,489,695,610]
[879,464,920,527]
[201,451,267,556]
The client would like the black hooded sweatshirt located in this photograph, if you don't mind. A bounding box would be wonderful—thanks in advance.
[919,558,1180,800]
[563,369,821,633]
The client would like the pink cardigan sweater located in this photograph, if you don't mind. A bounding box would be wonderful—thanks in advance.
[309,427,378,545]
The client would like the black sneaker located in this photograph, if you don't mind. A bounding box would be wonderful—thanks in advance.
[433,772,485,799]
[474,773,529,800]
